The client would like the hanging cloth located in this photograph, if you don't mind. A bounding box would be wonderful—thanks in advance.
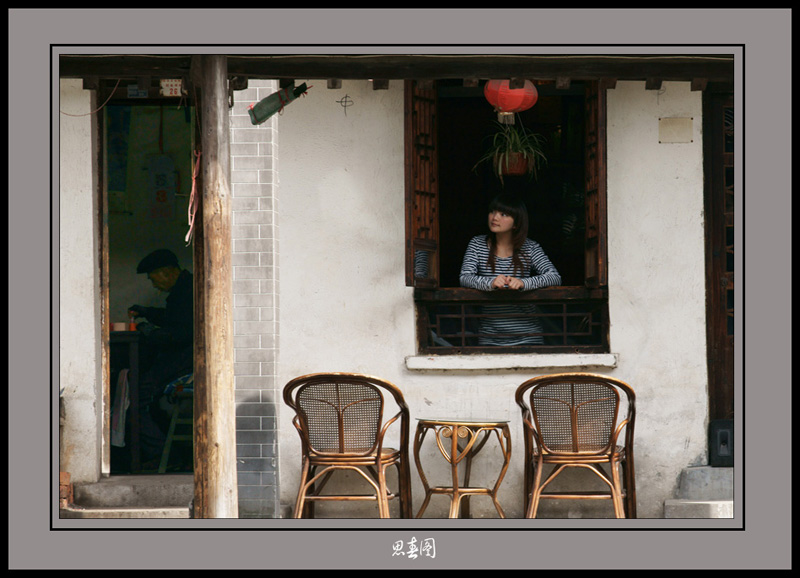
[185,150,202,245]
[111,369,130,447]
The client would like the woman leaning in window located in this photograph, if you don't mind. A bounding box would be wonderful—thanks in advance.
[459,193,561,346]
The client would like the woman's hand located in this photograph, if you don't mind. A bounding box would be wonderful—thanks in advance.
[491,275,525,290]
[505,276,524,290]
[491,275,509,289]
[491,275,521,290]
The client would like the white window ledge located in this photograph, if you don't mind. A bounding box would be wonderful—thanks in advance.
[405,353,618,372]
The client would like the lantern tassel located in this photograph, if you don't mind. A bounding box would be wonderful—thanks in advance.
[498,111,516,125]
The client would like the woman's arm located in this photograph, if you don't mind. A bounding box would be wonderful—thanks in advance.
[517,240,562,291]
[459,237,496,291]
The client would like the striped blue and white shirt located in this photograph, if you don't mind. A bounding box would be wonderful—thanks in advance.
[459,235,561,346]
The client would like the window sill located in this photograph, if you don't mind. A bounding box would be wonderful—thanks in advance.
[405,352,618,372]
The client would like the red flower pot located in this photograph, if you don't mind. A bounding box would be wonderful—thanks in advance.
[496,152,530,176]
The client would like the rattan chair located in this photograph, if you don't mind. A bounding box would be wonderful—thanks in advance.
[158,373,194,474]
[283,372,413,518]
[515,373,637,518]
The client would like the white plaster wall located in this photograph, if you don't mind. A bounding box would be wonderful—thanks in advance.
[605,81,709,512]
[279,79,708,519]
[277,80,415,515]
[279,81,409,366]
[59,79,103,483]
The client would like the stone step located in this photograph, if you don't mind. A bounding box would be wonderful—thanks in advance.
[72,474,193,509]
[59,505,190,519]
[664,465,734,519]
[676,466,733,500]
[664,499,733,519]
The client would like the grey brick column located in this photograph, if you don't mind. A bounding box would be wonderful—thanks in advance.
[229,79,281,518]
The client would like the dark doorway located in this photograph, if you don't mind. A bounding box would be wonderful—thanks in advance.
[102,99,198,475]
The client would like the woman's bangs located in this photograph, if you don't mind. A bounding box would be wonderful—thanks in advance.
[489,199,524,222]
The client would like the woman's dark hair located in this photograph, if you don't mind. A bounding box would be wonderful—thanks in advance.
[487,194,530,276]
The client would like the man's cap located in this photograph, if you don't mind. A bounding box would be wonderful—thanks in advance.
[137,249,180,274]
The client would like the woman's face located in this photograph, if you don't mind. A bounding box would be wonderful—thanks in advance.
[488,210,516,234]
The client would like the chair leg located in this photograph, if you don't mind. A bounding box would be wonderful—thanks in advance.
[293,460,311,519]
[397,460,412,519]
[158,402,182,473]
[527,458,547,518]
[377,464,391,519]
[521,436,535,516]
[610,461,625,518]
[628,457,637,518]
[526,455,633,519]
[622,458,637,518]
[524,472,534,518]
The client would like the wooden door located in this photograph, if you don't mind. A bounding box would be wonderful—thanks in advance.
[584,80,609,289]
[704,92,735,421]
[405,80,440,288]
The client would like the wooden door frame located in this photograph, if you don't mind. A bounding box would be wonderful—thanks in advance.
[97,57,238,517]
[703,89,735,422]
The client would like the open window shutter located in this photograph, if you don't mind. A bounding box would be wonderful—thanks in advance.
[584,80,609,288]
[404,80,440,288]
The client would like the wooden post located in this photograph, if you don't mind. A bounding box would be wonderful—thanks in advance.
[193,54,238,518]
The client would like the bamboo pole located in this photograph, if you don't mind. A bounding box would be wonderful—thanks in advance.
[193,54,238,518]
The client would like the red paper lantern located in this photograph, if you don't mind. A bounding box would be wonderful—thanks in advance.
[484,79,538,123]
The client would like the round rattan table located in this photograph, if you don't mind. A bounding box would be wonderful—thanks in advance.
[413,417,511,518]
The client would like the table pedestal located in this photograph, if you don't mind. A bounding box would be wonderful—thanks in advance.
[414,418,511,519]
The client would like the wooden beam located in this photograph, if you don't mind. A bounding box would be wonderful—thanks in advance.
[691,78,708,91]
[645,78,663,91]
[82,76,99,91]
[59,54,735,85]
[371,79,389,90]
[327,79,342,89]
[194,54,239,519]
[555,76,572,90]
[190,55,203,90]
[229,76,248,91]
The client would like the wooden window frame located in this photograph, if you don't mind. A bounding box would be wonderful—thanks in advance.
[405,79,610,354]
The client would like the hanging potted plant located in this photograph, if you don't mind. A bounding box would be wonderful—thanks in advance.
[473,121,547,184]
